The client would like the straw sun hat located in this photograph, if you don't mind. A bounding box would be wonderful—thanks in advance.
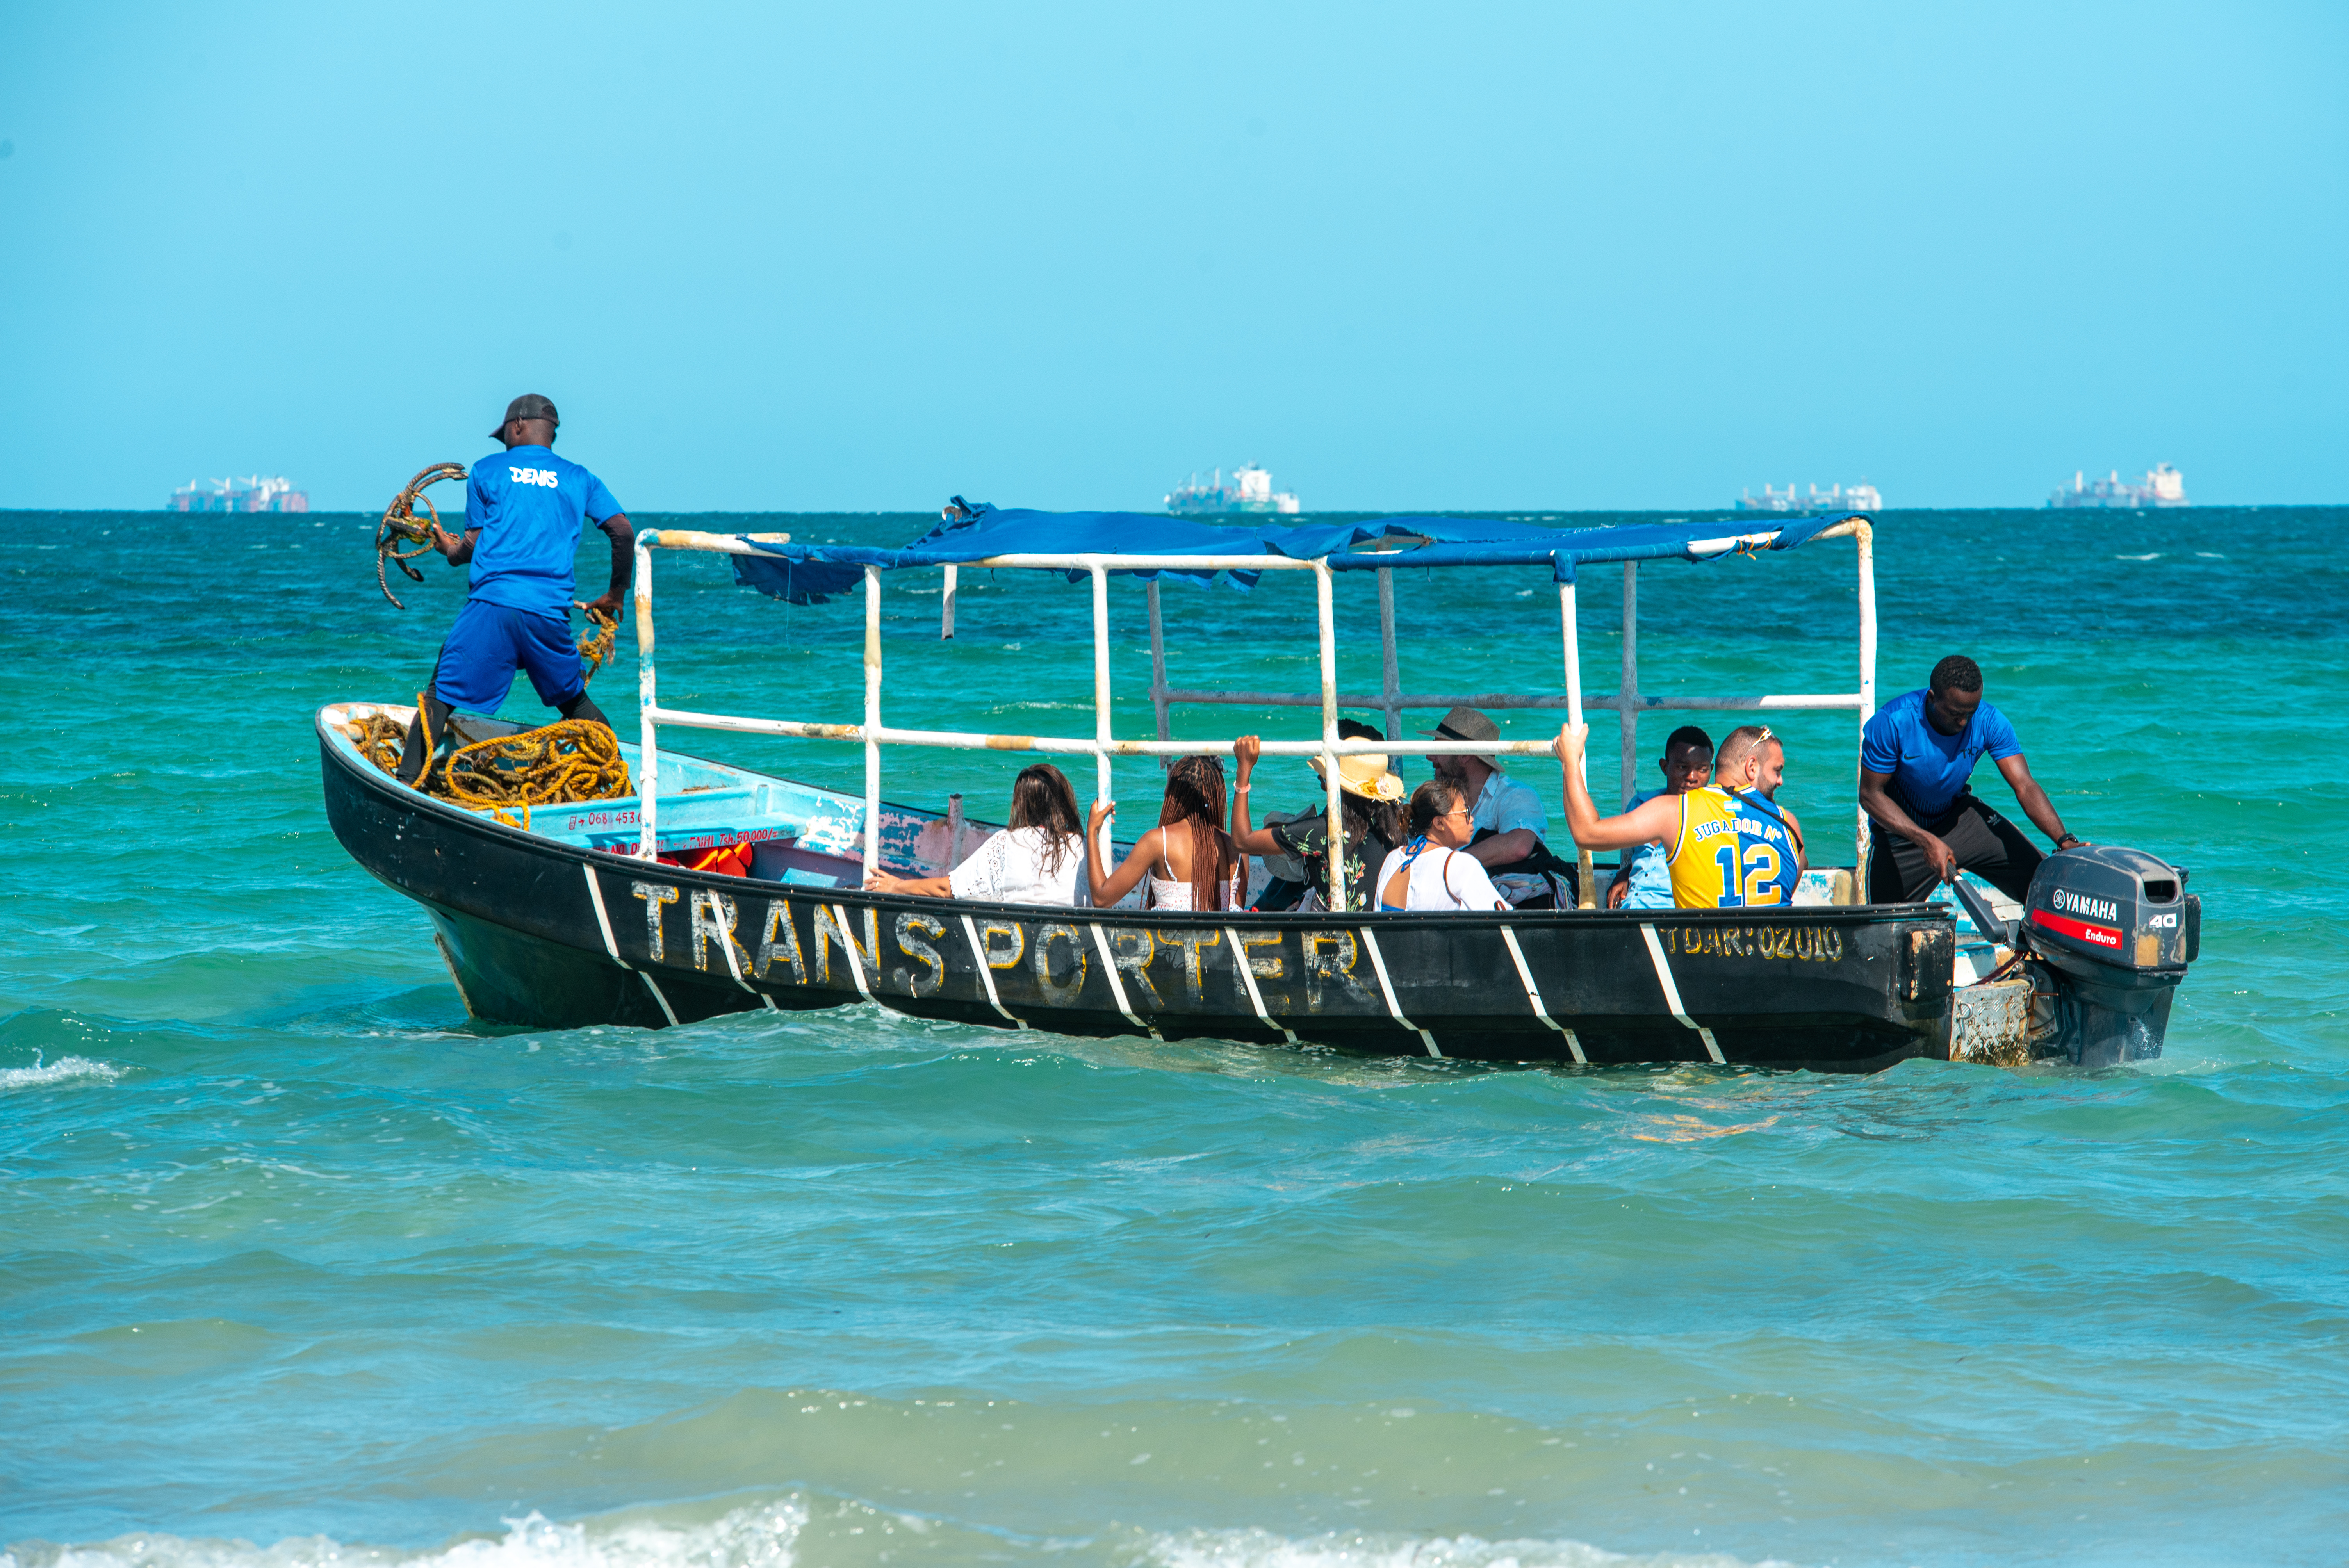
[1309,750,1407,803]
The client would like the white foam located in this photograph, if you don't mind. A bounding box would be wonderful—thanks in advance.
[1145,1528,1800,1568]
[3,1512,1803,1568]
[0,1055,124,1093]
[2,1506,807,1568]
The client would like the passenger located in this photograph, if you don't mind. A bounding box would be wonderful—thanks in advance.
[1608,725,1714,909]
[1246,718,1387,911]
[1858,654,2085,902]
[1715,724,1806,902]
[866,763,1087,905]
[1555,722,1805,908]
[1231,732,1407,912]
[1375,778,1510,911]
[1420,705,1578,907]
[1085,754,1246,910]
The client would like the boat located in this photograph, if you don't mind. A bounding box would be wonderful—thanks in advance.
[169,474,309,513]
[1166,465,1301,515]
[1738,482,1881,513]
[319,506,2199,1071]
[2048,465,2187,508]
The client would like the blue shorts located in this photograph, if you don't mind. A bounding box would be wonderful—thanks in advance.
[431,600,585,714]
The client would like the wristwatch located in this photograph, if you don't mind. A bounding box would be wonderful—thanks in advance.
[2055,832,2082,849]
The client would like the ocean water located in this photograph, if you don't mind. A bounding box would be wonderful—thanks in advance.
[3,505,2344,1568]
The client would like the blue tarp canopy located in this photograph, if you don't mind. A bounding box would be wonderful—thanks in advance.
[729,506,1859,605]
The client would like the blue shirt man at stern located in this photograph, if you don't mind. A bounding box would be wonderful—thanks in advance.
[1857,653,2085,903]
[394,394,634,784]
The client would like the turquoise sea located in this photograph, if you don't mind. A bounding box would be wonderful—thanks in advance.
[3,505,2344,1568]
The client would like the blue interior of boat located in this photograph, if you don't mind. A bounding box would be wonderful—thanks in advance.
[325,702,1126,892]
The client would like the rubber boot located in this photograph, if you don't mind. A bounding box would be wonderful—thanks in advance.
[558,690,613,729]
[396,691,454,785]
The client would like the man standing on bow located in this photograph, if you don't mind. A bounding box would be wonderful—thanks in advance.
[1857,654,2083,902]
[396,394,634,784]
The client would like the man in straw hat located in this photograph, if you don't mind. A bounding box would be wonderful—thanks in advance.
[1231,728,1408,912]
[1420,706,1569,907]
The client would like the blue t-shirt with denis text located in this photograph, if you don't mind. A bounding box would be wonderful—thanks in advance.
[1861,687,2022,821]
[463,445,623,619]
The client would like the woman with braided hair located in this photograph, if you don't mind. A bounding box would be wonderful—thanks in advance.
[1084,755,1246,911]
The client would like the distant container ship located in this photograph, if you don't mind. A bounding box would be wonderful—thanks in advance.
[169,475,309,514]
[1166,463,1301,516]
[2048,464,2187,509]
[1738,481,1881,513]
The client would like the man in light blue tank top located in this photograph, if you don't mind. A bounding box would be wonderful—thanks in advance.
[1608,725,1714,909]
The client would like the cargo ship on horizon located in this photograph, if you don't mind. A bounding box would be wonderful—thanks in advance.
[1166,463,1301,516]
[1739,481,1881,513]
[2048,464,2187,508]
[169,475,309,513]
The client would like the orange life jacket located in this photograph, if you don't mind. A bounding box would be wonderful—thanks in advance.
[659,841,754,878]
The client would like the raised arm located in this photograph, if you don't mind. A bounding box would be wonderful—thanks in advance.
[431,522,480,567]
[585,513,634,622]
[1084,800,1163,906]
[1994,753,2082,848]
[1228,734,1283,854]
[1554,726,1683,852]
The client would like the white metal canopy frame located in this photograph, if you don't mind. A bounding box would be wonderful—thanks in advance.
[627,519,1877,910]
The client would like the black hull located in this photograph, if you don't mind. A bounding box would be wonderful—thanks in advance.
[322,730,1958,1073]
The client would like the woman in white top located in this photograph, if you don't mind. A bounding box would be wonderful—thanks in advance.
[866,764,1088,905]
[1376,778,1510,912]
[1085,754,1246,911]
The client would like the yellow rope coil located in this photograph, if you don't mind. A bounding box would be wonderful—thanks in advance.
[440,719,634,829]
[576,604,618,681]
[350,713,409,774]
[346,712,633,828]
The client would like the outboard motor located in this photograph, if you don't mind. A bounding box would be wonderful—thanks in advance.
[2019,846,2200,1066]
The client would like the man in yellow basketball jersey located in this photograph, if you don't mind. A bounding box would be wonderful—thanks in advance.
[1556,723,1807,908]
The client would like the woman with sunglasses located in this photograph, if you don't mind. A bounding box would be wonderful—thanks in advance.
[1374,778,1510,912]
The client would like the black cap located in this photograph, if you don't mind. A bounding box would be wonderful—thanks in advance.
[491,393,560,439]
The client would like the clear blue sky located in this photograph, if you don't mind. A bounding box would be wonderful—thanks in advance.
[1,1,2341,512]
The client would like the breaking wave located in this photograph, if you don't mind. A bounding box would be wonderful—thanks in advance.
[0,1511,1802,1568]
[0,1053,123,1093]
[1144,1529,1796,1568]
[2,1508,807,1568]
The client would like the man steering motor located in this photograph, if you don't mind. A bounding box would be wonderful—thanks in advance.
[396,394,633,784]
[1858,654,2083,902]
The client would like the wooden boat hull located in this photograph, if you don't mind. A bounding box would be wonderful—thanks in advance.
[321,720,1958,1073]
